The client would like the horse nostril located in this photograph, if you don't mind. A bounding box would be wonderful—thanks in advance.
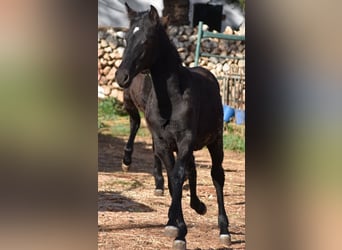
[116,69,131,87]
[123,74,130,84]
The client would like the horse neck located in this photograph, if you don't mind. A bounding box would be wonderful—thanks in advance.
[149,30,184,119]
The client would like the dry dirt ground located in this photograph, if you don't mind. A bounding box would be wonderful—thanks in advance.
[98,133,245,250]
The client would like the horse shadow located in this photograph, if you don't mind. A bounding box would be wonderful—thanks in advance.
[98,191,155,213]
[98,132,154,175]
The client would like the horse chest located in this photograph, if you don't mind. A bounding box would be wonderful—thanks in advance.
[145,108,189,150]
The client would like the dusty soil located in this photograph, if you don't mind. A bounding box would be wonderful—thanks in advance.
[98,133,245,250]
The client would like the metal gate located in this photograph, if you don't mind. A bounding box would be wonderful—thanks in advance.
[194,21,245,111]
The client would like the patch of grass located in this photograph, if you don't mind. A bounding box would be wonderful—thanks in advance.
[223,123,245,152]
[111,123,131,136]
[98,97,127,128]
[223,133,245,152]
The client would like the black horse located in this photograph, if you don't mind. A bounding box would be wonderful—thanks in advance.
[121,73,164,195]
[121,16,170,196]
[116,4,231,249]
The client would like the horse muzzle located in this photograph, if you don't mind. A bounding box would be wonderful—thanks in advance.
[115,68,132,88]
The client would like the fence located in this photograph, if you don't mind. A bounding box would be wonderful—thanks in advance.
[194,21,245,119]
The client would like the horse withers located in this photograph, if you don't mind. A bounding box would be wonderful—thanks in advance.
[116,4,231,249]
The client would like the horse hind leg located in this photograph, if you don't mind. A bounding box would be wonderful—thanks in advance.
[207,138,231,246]
[187,154,207,215]
[122,100,140,171]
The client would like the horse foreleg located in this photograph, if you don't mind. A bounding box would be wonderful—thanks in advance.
[164,139,194,249]
[122,101,140,171]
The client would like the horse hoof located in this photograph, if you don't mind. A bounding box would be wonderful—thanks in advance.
[219,234,231,246]
[164,226,178,238]
[173,240,186,250]
[121,163,130,172]
[197,202,207,215]
[154,189,164,196]
[191,201,207,215]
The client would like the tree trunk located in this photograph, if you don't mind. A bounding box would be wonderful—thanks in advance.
[163,0,189,25]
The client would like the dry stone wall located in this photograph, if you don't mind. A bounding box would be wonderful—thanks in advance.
[98,24,245,108]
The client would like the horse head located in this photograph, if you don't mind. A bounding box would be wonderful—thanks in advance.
[116,4,162,88]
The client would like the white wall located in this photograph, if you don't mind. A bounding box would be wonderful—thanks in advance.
[98,0,164,28]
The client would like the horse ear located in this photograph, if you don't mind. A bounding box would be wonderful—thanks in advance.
[160,15,170,30]
[125,2,137,19]
[149,5,159,24]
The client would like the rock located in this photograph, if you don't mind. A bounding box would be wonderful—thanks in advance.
[109,41,118,49]
[185,55,193,64]
[169,26,178,36]
[116,47,125,58]
[223,26,233,35]
[99,75,108,85]
[103,53,110,61]
[207,62,215,70]
[235,53,244,58]
[98,85,106,99]
[184,26,193,36]
[98,49,104,58]
[100,40,108,48]
[216,63,223,72]
[102,85,112,96]
[112,89,124,102]
[220,51,228,57]
[109,52,116,59]
[212,48,220,55]
[238,60,245,67]
[177,47,185,53]
[189,35,197,42]
[100,58,107,66]
[209,56,219,64]
[116,31,126,39]
[110,88,119,98]
[179,52,187,60]
[112,81,121,88]
[178,26,185,35]
[187,44,196,53]
[104,46,112,53]
[98,30,106,40]
[106,36,118,48]
[107,60,114,66]
[103,66,111,75]
[106,67,117,81]
[178,35,188,42]
[202,24,209,31]
[106,28,115,36]
[114,59,122,68]
[223,63,230,72]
